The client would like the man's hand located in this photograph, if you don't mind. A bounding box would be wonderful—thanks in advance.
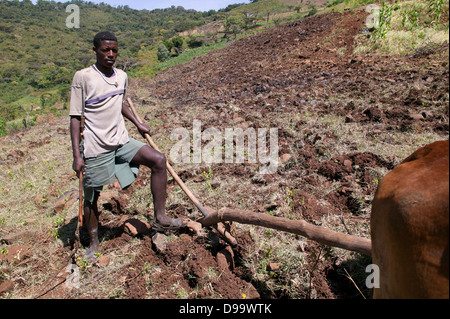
[73,156,85,177]
[136,121,151,138]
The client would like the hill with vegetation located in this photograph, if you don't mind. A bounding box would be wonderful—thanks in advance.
[0,0,329,135]
[0,0,219,128]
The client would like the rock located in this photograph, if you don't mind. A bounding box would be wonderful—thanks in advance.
[54,189,79,214]
[186,220,203,235]
[238,121,250,130]
[371,129,383,135]
[152,232,168,253]
[279,153,292,163]
[124,219,151,237]
[409,113,424,121]
[33,194,44,204]
[343,159,353,169]
[363,107,383,122]
[98,255,111,267]
[1,231,35,245]
[209,182,220,190]
[268,262,280,272]
[0,280,14,296]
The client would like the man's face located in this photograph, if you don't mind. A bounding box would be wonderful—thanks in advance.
[94,40,118,69]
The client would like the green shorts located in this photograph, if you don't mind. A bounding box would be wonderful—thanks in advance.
[81,138,146,203]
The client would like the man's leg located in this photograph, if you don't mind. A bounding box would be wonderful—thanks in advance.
[84,190,101,255]
[131,145,186,228]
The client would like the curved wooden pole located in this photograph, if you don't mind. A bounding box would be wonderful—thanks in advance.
[78,173,83,227]
[200,208,372,255]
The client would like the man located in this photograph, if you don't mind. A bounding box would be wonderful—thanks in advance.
[70,31,186,261]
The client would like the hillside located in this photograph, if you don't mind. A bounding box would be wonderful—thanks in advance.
[0,0,323,130]
[0,0,449,300]
[0,0,222,126]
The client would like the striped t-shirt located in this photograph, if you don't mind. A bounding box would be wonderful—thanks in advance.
[70,65,129,158]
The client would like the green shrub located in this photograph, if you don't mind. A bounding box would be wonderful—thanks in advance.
[157,44,170,62]
[0,117,7,136]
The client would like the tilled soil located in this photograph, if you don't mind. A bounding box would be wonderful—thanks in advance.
[122,9,448,299]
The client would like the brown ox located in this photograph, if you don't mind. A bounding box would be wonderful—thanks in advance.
[371,140,449,298]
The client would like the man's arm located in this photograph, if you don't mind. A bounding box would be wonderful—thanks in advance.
[122,101,151,137]
[70,116,85,175]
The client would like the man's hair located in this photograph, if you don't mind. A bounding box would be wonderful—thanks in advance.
[93,31,118,48]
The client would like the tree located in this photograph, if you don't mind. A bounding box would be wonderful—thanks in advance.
[157,43,170,62]
[242,12,257,29]
[35,63,70,89]
[224,16,245,39]
[171,36,184,56]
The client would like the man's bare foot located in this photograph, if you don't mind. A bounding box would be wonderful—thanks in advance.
[153,216,188,231]
[85,229,100,263]
[85,249,99,264]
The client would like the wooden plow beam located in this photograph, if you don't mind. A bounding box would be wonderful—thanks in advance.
[200,208,372,256]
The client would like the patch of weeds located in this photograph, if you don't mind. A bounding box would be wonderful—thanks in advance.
[373,2,394,41]
[283,187,298,216]
[429,0,445,28]
[1,246,8,255]
[356,0,449,55]
[76,257,92,272]
[202,167,214,190]
[109,287,126,299]
[49,228,60,240]
[52,215,65,228]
